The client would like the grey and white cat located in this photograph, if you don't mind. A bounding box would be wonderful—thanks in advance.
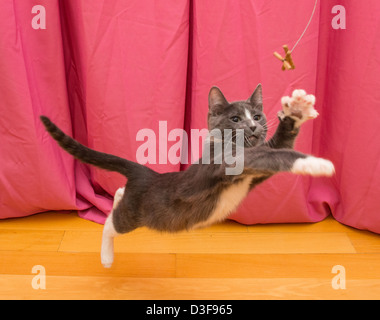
[40,84,334,268]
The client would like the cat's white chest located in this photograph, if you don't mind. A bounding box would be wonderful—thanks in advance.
[193,176,253,229]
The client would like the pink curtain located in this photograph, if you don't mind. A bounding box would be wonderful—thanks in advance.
[1,0,379,234]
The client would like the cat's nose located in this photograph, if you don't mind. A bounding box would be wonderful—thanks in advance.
[249,126,257,133]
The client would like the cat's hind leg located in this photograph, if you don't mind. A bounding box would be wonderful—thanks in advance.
[101,212,119,268]
[113,187,125,207]
[101,187,124,268]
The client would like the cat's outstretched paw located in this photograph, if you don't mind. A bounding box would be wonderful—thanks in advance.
[279,89,318,127]
[291,156,335,177]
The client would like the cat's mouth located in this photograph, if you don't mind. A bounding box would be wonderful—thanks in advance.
[244,134,260,147]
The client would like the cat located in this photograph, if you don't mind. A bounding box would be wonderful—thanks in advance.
[40,84,334,268]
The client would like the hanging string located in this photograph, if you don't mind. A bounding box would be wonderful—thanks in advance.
[273,0,319,71]
[290,0,318,53]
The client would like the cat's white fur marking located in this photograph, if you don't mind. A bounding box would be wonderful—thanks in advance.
[193,176,253,229]
[291,156,335,176]
[115,187,125,201]
[101,213,117,268]
[244,108,255,127]
[101,187,124,268]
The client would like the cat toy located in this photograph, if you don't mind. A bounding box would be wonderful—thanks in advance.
[274,0,318,71]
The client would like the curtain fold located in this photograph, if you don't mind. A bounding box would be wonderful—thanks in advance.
[0,0,78,218]
[1,0,379,233]
[314,0,380,234]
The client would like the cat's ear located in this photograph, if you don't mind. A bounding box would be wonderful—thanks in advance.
[248,83,263,110]
[209,87,229,113]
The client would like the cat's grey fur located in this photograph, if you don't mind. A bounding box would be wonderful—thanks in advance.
[40,84,334,267]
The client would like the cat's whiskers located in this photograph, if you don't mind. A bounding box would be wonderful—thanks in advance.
[263,122,277,131]
[244,135,250,147]
[264,118,277,126]
[264,119,278,128]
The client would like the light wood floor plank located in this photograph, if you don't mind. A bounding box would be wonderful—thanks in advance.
[0,230,64,251]
[176,253,380,279]
[348,230,380,253]
[0,211,378,299]
[246,215,357,233]
[59,230,356,254]
[1,276,379,300]
[0,251,176,278]
[0,211,102,231]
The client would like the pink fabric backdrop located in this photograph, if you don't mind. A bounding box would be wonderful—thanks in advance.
[1,0,379,234]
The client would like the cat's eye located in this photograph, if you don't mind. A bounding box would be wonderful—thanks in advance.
[231,116,240,123]
[253,115,261,121]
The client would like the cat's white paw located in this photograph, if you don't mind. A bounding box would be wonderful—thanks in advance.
[101,255,113,269]
[281,89,318,127]
[101,213,118,268]
[101,236,114,268]
[291,156,335,177]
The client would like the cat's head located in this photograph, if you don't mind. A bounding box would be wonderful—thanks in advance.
[207,84,267,147]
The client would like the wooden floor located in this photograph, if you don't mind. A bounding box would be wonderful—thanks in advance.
[0,211,379,299]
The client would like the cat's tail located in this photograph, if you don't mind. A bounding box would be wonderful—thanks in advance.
[40,116,150,178]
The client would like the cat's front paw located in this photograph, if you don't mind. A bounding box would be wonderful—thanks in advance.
[280,90,318,127]
[291,156,335,177]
